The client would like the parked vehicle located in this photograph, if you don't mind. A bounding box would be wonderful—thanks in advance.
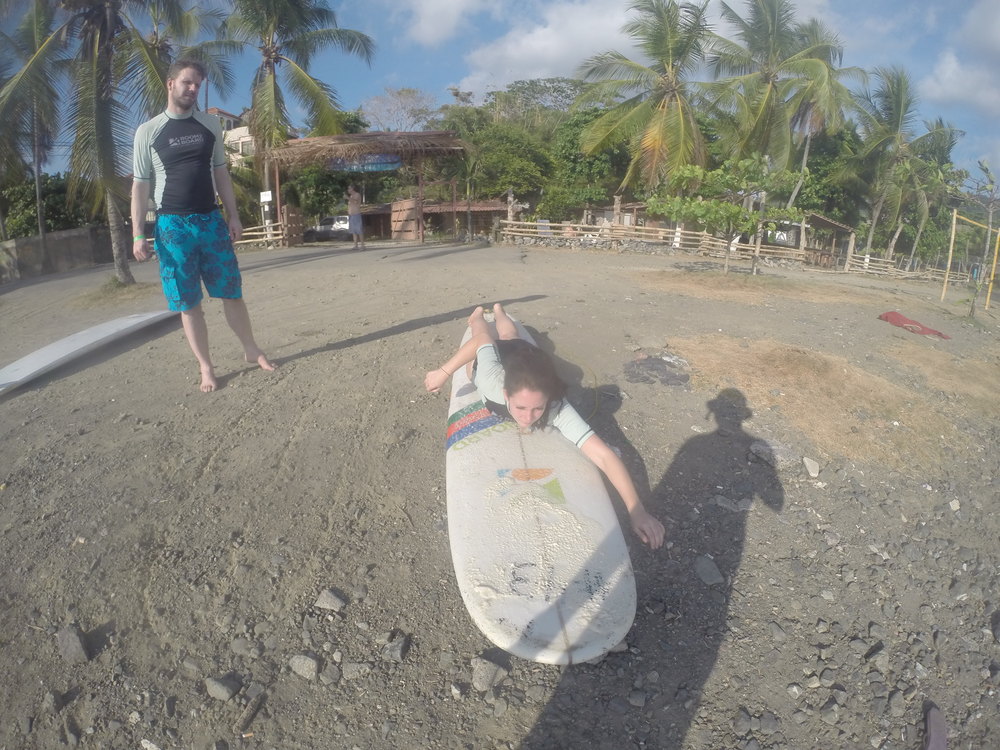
[303,215,351,242]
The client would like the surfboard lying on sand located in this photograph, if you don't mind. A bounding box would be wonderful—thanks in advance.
[0,310,178,396]
[445,316,636,665]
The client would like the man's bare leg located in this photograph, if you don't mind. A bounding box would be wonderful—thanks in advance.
[181,305,218,392]
[222,298,276,372]
[493,303,520,340]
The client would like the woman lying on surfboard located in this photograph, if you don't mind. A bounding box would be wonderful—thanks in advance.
[425,304,665,549]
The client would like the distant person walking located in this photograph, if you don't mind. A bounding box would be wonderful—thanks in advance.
[131,58,275,393]
[347,184,365,249]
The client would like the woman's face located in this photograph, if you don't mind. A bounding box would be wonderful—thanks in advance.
[504,388,548,428]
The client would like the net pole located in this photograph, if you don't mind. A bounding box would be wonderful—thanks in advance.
[986,227,1000,310]
[941,208,957,301]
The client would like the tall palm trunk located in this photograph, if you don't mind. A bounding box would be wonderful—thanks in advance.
[907,214,927,271]
[785,130,811,209]
[886,220,904,260]
[32,105,48,257]
[864,191,886,254]
[106,188,134,284]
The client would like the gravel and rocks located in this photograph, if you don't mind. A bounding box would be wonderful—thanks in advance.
[1,241,997,748]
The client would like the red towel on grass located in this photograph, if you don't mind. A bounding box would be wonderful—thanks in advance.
[878,311,950,339]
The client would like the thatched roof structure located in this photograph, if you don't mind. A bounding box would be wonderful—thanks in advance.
[270,130,466,168]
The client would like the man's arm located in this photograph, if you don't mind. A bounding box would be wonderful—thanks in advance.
[213,165,242,242]
[131,179,152,261]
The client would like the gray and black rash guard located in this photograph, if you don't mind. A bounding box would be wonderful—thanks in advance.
[132,110,228,214]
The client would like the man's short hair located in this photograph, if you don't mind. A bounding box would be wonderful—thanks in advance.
[167,58,207,82]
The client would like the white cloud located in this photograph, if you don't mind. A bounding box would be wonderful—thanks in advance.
[457,0,638,97]
[385,0,492,47]
[954,0,1000,65]
[921,50,1000,119]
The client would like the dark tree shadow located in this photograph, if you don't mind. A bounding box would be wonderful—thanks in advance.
[521,388,784,749]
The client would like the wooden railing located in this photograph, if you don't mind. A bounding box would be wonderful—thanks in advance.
[844,252,970,282]
[234,222,287,248]
[499,219,970,281]
[499,219,811,264]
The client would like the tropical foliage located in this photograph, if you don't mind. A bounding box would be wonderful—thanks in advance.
[0,0,983,276]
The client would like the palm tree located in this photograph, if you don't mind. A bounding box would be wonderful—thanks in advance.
[0,0,68,250]
[783,19,862,208]
[576,0,712,191]
[707,0,859,176]
[853,66,958,256]
[222,0,374,194]
[59,0,191,284]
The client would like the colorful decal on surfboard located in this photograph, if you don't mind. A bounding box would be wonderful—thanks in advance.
[497,468,566,504]
[446,401,503,450]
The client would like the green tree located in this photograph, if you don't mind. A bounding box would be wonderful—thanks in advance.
[59,0,205,284]
[0,0,68,248]
[647,156,801,272]
[536,108,628,220]
[577,0,712,191]
[708,0,860,176]
[853,66,960,256]
[222,0,374,193]
[1,172,90,238]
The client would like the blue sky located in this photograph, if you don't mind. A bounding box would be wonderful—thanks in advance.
[216,0,1000,180]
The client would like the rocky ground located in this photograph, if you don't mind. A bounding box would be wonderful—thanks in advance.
[0,239,997,750]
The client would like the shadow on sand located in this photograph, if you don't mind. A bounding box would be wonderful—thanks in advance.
[518,386,785,749]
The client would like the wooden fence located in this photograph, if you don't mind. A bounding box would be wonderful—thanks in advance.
[234,222,287,248]
[500,219,813,264]
[499,219,970,281]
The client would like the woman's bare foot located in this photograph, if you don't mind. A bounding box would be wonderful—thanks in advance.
[467,306,485,327]
[493,303,518,339]
[200,365,218,393]
[246,351,277,371]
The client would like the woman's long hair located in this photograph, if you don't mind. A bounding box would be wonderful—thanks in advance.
[503,345,567,402]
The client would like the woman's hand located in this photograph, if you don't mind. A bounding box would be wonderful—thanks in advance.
[629,506,665,549]
[424,368,450,393]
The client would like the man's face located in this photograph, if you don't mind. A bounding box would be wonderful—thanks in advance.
[167,68,203,112]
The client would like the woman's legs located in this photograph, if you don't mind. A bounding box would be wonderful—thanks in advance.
[493,303,520,340]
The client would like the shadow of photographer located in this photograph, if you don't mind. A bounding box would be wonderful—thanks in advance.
[521,387,785,749]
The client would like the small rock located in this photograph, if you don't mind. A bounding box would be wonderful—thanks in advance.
[381,634,410,663]
[204,676,241,702]
[734,707,752,735]
[694,555,724,586]
[319,664,342,685]
[56,624,89,664]
[340,661,372,680]
[819,698,839,725]
[803,456,820,477]
[471,656,509,692]
[627,690,647,708]
[314,589,347,612]
[40,691,61,714]
[759,711,779,735]
[289,654,320,681]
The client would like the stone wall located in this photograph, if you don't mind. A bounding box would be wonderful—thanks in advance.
[0,226,114,285]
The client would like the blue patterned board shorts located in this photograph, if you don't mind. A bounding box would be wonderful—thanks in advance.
[155,210,242,312]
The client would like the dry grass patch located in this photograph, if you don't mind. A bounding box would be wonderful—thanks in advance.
[74,277,159,308]
[887,339,1000,414]
[637,269,882,308]
[668,334,967,471]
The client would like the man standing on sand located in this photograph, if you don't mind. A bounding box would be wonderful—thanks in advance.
[131,59,275,393]
[347,184,365,249]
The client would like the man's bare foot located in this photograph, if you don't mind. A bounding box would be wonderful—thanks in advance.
[200,365,218,393]
[246,351,277,371]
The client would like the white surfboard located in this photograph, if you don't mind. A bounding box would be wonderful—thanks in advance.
[445,317,636,664]
[0,310,178,396]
